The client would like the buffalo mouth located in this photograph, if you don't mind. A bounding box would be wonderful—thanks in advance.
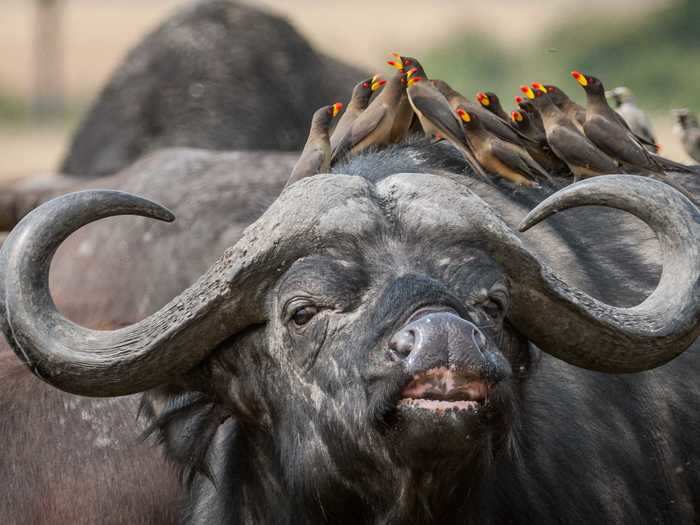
[398,367,491,413]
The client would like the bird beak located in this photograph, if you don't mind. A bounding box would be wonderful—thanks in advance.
[405,67,418,78]
[571,71,588,87]
[531,82,547,94]
[371,79,387,91]
[387,60,404,70]
[331,102,344,117]
[520,85,536,100]
[407,76,423,87]
[476,92,489,106]
[456,109,471,122]
[511,111,523,122]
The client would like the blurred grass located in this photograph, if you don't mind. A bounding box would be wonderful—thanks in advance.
[426,0,700,113]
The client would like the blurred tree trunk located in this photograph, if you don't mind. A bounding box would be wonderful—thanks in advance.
[32,0,65,119]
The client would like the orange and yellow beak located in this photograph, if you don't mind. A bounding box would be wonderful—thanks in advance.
[520,85,536,100]
[405,67,422,86]
[456,108,471,122]
[331,102,344,117]
[571,71,588,87]
[371,78,387,91]
[511,110,523,123]
[387,54,404,71]
[476,91,490,106]
[531,82,547,94]
[407,76,423,87]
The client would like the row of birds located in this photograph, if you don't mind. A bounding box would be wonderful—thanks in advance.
[287,53,696,189]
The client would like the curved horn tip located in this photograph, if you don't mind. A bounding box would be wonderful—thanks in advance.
[149,204,176,223]
[103,191,176,223]
[518,208,558,232]
[48,189,176,223]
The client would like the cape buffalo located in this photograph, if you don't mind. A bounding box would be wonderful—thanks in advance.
[1,141,699,524]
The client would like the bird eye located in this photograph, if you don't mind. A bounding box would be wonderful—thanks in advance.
[404,59,412,65]
[292,306,318,326]
[548,87,555,92]
[362,82,369,88]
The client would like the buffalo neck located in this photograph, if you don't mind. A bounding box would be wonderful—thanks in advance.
[196,417,511,524]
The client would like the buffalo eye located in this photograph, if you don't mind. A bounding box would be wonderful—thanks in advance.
[482,299,502,320]
[292,305,319,326]
[480,285,509,321]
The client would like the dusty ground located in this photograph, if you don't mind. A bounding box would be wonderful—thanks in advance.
[0,0,683,181]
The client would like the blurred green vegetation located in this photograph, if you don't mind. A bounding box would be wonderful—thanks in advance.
[0,91,28,123]
[0,88,85,127]
[426,0,700,115]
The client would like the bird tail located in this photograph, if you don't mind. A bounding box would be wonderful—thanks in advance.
[649,154,700,174]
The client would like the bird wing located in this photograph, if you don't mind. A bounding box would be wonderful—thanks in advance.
[476,108,525,145]
[410,91,465,143]
[329,117,353,154]
[548,125,618,172]
[490,143,536,176]
[508,122,541,145]
[331,103,387,162]
[288,147,327,186]
[583,115,656,168]
[491,142,553,183]
[349,104,388,146]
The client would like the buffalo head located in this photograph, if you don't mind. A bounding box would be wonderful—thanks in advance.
[0,173,698,516]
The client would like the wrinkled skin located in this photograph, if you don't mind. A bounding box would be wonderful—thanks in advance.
[2,141,700,524]
[184,247,527,524]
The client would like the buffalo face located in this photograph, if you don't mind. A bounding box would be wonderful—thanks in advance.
[212,245,525,469]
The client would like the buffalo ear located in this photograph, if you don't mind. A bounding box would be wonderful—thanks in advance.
[141,384,229,486]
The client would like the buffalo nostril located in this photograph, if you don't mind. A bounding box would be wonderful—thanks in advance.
[389,329,415,358]
[471,327,487,355]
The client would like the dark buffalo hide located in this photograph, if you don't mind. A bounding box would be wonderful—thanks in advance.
[1,141,699,524]
[60,0,363,178]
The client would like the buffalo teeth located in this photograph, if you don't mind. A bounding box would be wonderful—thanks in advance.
[398,398,481,412]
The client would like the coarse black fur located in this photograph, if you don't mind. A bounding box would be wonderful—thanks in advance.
[139,142,699,524]
[2,142,699,524]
